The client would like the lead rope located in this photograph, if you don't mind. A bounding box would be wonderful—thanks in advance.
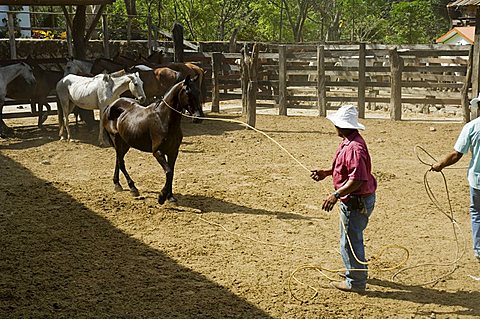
[166,102,410,300]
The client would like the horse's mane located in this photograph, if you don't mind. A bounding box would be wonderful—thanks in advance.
[110,69,126,77]
[154,80,183,109]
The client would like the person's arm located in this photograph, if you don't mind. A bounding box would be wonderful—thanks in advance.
[431,150,463,172]
[322,179,364,212]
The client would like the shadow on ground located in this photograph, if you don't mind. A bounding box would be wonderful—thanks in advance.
[0,153,271,318]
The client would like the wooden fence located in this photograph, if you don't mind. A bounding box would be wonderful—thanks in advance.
[1,43,473,122]
[206,44,471,121]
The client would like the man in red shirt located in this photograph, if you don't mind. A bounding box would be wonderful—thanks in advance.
[311,105,377,293]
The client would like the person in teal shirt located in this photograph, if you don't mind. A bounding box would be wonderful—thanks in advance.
[431,101,480,261]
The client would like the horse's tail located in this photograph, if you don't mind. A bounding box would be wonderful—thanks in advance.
[199,67,206,105]
[102,102,124,147]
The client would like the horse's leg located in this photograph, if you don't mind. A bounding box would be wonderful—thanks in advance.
[38,101,50,128]
[0,96,14,137]
[0,100,5,138]
[115,138,139,196]
[165,150,179,202]
[153,149,177,204]
[64,101,73,141]
[98,106,108,146]
[57,94,69,140]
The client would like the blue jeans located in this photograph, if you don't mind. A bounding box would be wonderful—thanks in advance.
[339,193,376,290]
[469,187,480,257]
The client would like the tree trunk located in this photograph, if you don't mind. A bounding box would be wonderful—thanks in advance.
[72,5,87,59]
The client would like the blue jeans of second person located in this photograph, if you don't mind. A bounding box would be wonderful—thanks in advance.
[469,187,480,258]
[339,193,376,290]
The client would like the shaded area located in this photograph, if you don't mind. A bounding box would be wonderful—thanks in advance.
[0,153,271,318]
[0,123,98,150]
[367,278,480,317]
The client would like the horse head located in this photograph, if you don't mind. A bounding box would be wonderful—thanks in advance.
[180,75,204,123]
[19,62,36,86]
[127,72,146,104]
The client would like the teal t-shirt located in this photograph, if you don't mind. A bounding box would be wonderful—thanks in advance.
[454,117,480,190]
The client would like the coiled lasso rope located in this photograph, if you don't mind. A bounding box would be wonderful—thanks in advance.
[165,102,409,301]
[391,145,467,286]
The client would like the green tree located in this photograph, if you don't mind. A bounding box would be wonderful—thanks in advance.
[385,0,449,44]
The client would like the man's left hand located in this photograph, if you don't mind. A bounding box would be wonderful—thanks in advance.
[322,194,338,212]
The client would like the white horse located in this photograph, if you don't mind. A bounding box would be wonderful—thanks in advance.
[56,70,146,144]
[0,62,36,137]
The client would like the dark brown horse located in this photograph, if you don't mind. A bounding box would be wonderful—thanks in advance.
[91,57,125,75]
[7,60,62,128]
[102,75,203,204]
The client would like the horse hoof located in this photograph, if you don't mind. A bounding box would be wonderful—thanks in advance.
[158,196,166,205]
[130,189,140,197]
[114,184,123,192]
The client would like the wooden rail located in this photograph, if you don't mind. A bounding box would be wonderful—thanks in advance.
[2,43,472,124]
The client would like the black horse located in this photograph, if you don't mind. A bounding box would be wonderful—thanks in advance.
[102,75,203,204]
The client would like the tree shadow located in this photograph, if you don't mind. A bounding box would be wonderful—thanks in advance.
[0,123,101,150]
[365,277,480,317]
[0,154,272,318]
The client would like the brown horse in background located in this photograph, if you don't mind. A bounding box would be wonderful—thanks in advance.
[127,66,182,103]
[102,75,203,204]
[138,50,207,104]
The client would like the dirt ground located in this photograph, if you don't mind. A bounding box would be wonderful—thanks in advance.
[1,104,480,318]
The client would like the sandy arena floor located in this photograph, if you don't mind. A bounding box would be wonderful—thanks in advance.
[1,103,479,318]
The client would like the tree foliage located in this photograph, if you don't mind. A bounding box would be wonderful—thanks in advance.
[136,0,450,44]
[24,0,452,45]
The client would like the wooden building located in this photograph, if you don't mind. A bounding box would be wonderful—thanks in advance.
[448,0,480,118]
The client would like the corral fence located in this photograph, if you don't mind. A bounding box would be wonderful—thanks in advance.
[1,40,472,123]
[202,43,472,121]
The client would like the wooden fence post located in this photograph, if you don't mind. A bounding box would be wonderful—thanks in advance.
[211,52,222,113]
[246,44,259,128]
[172,22,184,63]
[102,13,110,58]
[240,44,248,114]
[471,8,480,119]
[461,45,474,123]
[317,45,326,117]
[127,16,132,43]
[278,45,287,115]
[358,43,366,118]
[147,14,152,55]
[389,48,403,121]
[7,12,16,59]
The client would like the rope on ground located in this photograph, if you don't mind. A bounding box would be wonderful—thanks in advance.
[391,145,467,286]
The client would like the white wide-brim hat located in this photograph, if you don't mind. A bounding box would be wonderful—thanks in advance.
[327,105,365,130]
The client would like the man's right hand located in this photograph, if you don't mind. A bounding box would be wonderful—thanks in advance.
[310,169,329,181]
[430,163,443,172]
